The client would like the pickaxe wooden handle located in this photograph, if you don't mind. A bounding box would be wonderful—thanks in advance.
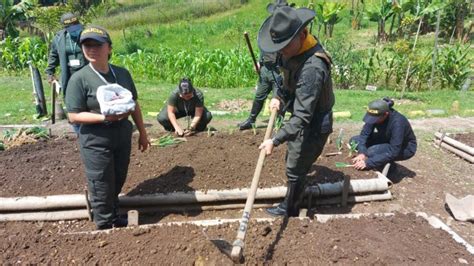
[244,32,260,75]
[231,108,278,262]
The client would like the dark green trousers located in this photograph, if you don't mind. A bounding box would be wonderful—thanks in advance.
[78,119,133,228]
[285,131,330,181]
[157,106,212,132]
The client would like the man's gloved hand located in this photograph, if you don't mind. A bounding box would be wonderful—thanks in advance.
[47,74,57,84]
[183,128,196,137]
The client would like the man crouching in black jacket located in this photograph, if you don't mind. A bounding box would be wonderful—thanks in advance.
[351,98,417,173]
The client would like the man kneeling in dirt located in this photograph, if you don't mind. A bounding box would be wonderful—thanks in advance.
[157,78,212,136]
[258,6,334,216]
[350,98,417,174]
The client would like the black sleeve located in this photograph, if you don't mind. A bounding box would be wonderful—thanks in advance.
[45,35,60,76]
[356,123,374,155]
[366,119,405,168]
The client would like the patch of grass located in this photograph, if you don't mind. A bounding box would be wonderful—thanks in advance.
[1,74,472,125]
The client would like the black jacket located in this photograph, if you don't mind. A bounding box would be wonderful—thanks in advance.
[358,110,417,168]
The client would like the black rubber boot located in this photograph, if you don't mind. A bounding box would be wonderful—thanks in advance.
[238,117,256,130]
[266,181,296,216]
[238,100,264,130]
[287,178,306,217]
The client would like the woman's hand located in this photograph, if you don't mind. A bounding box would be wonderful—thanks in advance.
[175,127,184,137]
[138,132,150,152]
[104,112,130,123]
[259,139,274,155]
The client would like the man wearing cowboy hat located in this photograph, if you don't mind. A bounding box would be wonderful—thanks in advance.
[258,5,334,216]
[45,12,87,96]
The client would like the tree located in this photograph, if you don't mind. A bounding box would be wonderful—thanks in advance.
[0,0,34,39]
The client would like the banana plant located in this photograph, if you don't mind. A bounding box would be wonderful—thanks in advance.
[315,2,345,38]
[0,0,34,39]
[365,0,395,42]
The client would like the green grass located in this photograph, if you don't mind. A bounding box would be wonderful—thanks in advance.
[1,74,472,125]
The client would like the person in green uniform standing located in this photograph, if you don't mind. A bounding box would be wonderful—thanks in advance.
[238,51,282,130]
[238,1,290,131]
[66,26,150,230]
[157,78,212,136]
[45,12,87,95]
[258,6,335,217]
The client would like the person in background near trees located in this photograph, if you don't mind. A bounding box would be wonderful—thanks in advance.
[258,6,335,217]
[45,12,87,96]
[350,98,417,174]
[238,0,291,131]
[65,25,150,230]
[157,78,212,137]
[238,51,281,130]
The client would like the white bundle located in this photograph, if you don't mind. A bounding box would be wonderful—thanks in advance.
[96,84,136,115]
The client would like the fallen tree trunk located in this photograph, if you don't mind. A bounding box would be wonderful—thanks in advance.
[434,139,474,163]
[435,132,474,156]
[0,175,392,212]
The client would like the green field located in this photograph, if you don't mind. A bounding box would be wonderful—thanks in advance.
[0,0,472,125]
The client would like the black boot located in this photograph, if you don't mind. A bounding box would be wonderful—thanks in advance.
[238,100,264,130]
[238,117,256,130]
[266,181,296,216]
[287,177,306,217]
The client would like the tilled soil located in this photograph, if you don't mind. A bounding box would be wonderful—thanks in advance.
[1,117,474,264]
[1,213,471,264]
[0,130,377,197]
[452,132,474,148]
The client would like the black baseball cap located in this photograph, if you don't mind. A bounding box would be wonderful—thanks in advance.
[363,99,390,124]
[60,13,82,32]
[80,25,112,44]
[179,79,194,95]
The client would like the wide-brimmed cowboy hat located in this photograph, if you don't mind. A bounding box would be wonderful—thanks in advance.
[258,6,315,53]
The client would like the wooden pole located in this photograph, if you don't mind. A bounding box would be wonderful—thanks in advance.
[434,132,474,156]
[434,139,474,163]
[231,108,277,262]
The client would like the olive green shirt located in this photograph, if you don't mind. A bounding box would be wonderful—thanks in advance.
[167,87,204,114]
[66,64,137,114]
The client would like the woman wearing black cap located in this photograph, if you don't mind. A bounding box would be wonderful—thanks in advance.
[66,25,150,230]
[350,98,417,172]
[157,77,212,136]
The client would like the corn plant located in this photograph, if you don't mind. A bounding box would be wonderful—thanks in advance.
[251,123,257,136]
[335,162,353,168]
[25,126,49,139]
[274,115,283,132]
[2,129,17,141]
[336,128,344,152]
[151,135,185,147]
[437,44,471,90]
[347,140,358,157]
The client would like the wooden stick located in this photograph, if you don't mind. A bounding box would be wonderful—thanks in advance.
[434,132,474,156]
[434,139,474,163]
[231,108,277,262]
